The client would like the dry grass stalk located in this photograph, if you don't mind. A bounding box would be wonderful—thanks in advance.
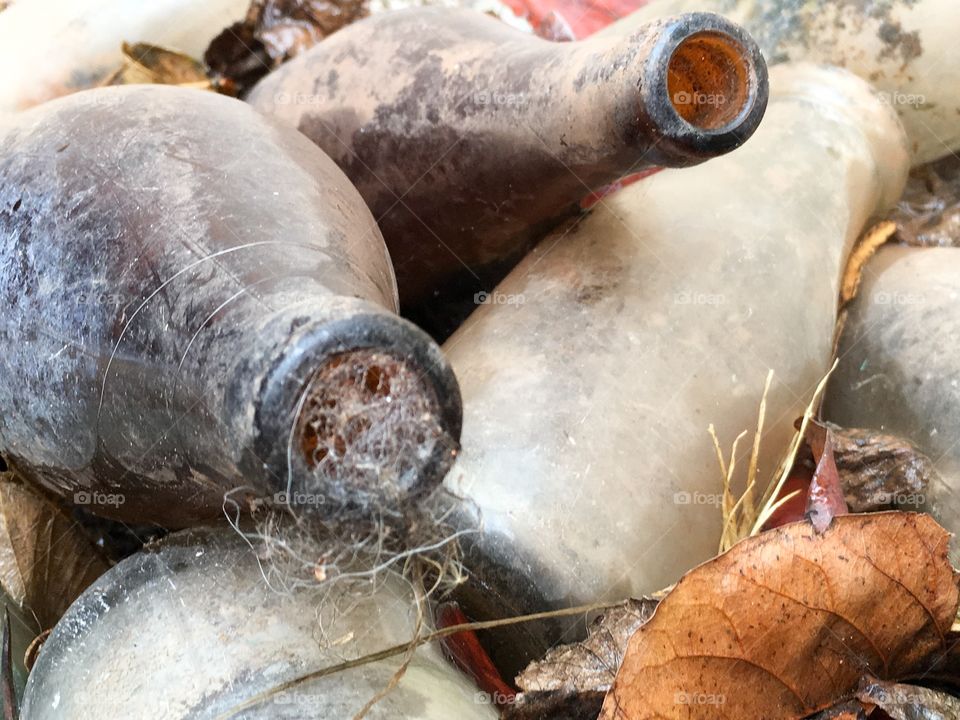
[712,362,838,552]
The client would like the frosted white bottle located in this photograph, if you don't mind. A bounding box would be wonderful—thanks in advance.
[824,245,960,545]
[21,528,496,720]
[443,64,908,656]
[602,0,960,164]
[0,0,248,111]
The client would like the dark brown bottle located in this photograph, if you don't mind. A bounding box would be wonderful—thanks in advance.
[0,85,461,528]
[248,7,768,333]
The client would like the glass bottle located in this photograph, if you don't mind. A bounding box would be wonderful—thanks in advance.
[0,86,461,529]
[825,244,960,548]
[248,7,769,329]
[442,63,909,665]
[21,528,496,719]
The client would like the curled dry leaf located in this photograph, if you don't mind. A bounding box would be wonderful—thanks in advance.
[804,424,849,533]
[840,221,897,305]
[0,475,109,630]
[517,598,658,696]
[857,678,960,719]
[763,419,848,532]
[824,423,935,513]
[600,513,960,720]
[888,154,960,248]
[506,598,659,720]
[806,700,869,719]
[205,0,368,95]
[104,42,211,89]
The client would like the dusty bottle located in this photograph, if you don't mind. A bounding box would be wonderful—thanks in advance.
[0,0,249,112]
[824,245,960,546]
[248,7,768,326]
[602,0,960,165]
[21,528,496,719]
[0,86,461,528]
[442,63,909,665]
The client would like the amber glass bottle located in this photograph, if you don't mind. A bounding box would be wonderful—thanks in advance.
[249,7,768,330]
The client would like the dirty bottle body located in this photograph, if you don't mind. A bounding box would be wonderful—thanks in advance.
[825,245,960,550]
[249,7,768,331]
[0,86,461,528]
[442,64,909,665]
[21,528,496,720]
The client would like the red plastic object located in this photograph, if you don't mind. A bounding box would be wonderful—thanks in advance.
[436,602,517,706]
[504,0,650,39]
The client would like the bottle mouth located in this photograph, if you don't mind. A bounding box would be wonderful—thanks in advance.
[643,13,769,163]
[254,308,463,522]
[293,348,454,509]
[667,31,752,131]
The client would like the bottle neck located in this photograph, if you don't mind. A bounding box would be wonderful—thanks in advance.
[445,11,768,173]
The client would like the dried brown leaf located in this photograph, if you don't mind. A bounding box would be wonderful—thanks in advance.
[105,42,211,89]
[805,425,849,533]
[600,513,960,720]
[205,0,368,95]
[805,701,870,719]
[503,690,605,720]
[824,424,935,513]
[509,598,659,720]
[517,598,659,696]
[0,475,109,630]
[888,154,960,248]
[915,630,960,690]
[841,221,897,305]
[857,678,960,719]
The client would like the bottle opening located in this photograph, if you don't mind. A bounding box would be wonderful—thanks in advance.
[292,349,453,509]
[666,31,752,132]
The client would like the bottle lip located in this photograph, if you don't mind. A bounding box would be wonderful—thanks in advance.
[253,306,463,515]
[641,12,769,164]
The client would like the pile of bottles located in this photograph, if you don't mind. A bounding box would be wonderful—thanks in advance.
[0,0,957,716]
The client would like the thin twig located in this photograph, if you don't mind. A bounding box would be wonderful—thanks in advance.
[213,600,621,720]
